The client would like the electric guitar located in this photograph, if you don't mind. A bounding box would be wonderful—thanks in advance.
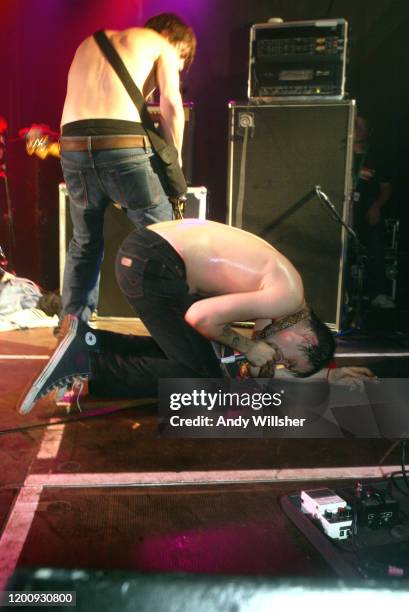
[19,124,60,159]
[19,124,186,217]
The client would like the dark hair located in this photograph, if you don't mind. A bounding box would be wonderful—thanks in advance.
[295,310,336,377]
[144,13,197,68]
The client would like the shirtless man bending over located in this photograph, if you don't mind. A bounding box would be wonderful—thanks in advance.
[18,220,335,414]
[59,13,196,324]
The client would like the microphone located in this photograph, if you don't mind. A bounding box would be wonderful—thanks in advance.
[220,353,247,364]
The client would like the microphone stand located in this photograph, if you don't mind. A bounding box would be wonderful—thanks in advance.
[315,185,366,329]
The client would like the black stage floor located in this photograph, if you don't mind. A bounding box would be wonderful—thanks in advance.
[0,323,408,592]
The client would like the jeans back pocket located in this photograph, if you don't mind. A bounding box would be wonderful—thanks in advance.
[62,168,88,209]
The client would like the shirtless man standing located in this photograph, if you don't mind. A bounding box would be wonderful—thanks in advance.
[59,13,196,324]
[18,220,335,415]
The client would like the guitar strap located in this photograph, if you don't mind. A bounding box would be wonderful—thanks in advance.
[93,29,187,209]
[93,30,172,162]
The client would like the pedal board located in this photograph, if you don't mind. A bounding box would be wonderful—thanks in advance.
[281,478,409,579]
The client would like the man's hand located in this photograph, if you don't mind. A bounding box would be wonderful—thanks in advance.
[244,341,278,379]
[329,366,377,391]
[366,203,381,226]
[366,182,392,226]
[245,340,277,367]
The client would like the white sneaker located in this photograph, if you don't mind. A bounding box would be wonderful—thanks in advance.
[371,294,395,309]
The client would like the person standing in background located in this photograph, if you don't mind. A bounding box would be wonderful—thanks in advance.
[59,14,196,324]
[353,115,394,309]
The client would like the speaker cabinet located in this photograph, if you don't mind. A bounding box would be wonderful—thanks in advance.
[227,100,355,330]
[59,185,207,318]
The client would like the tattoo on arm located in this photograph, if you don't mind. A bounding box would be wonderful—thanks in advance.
[220,324,252,353]
[221,325,230,338]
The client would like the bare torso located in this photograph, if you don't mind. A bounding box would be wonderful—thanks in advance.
[61,28,169,126]
[150,220,304,316]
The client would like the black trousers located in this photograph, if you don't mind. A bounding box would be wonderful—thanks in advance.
[354,204,388,297]
[89,227,223,397]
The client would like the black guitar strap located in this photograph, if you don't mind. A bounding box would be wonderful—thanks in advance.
[93,29,169,160]
[93,29,187,206]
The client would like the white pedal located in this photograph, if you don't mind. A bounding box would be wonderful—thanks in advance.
[301,488,352,540]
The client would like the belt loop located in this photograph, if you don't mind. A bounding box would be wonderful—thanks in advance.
[87,136,94,166]
[143,136,149,152]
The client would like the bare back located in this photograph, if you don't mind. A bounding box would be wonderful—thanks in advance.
[150,220,304,307]
[61,28,174,126]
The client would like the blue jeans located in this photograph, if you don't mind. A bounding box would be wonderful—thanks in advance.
[60,145,172,322]
[88,228,223,397]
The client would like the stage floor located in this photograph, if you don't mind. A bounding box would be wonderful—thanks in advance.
[0,320,407,588]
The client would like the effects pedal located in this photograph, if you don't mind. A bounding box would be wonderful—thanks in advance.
[339,484,400,529]
[301,488,352,540]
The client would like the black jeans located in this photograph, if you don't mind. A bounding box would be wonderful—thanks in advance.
[89,228,223,397]
[354,204,387,297]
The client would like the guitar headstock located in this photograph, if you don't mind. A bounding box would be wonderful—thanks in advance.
[19,124,60,159]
